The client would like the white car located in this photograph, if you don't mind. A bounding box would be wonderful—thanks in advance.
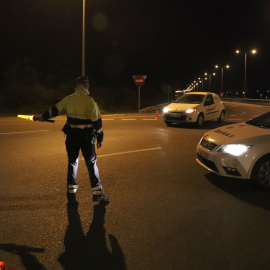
[196,111,270,188]
[163,92,225,127]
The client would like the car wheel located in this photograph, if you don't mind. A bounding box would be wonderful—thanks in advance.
[251,156,270,189]
[165,121,172,127]
[196,113,204,127]
[218,110,225,122]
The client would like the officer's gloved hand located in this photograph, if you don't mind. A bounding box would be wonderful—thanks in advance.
[33,115,44,122]
[97,141,102,149]
[38,116,44,122]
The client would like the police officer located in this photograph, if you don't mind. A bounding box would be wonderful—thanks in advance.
[39,75,109,203]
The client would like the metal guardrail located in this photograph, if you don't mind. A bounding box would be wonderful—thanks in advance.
[139,103,170,113]
[140,98,270,113]
[222,98,270,106]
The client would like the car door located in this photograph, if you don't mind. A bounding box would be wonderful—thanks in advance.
[204,94,218,120]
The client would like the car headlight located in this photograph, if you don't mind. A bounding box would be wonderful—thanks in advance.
[163,106,170,113]
[186,108,196,113]
[217,144,252,156]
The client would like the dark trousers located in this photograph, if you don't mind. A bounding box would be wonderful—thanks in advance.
[65,129,102,191]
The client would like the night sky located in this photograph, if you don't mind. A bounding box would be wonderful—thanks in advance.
[1,0,270,97]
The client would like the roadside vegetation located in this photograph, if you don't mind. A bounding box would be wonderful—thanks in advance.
[0,58,138,116]
[0,58,173,116]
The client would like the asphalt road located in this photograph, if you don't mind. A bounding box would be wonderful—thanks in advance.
[1,102,270,270]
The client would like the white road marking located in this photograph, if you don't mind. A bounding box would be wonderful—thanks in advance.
[121,119,136,121]
[111,115,155,118]
[0,130,50,135]
[103,114,125,117]
[226,119,242,121]
[81,147,162,159]
[103,117,159,121]
[143,119,158,121]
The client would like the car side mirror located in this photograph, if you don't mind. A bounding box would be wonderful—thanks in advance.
[204,101,211,106]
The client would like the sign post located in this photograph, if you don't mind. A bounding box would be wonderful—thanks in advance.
[133,75,147,112]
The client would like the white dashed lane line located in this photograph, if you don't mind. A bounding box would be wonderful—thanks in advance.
[142,119,158,121]
[103,117,159,121]
[0,130,50,135]
[80,147,162,160]
[121,119,136,121]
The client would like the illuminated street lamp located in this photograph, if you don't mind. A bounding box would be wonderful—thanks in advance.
[199,80,202,91]
[235,49,257,98]
[215,65,230,95]
[193,81,197,91]
[198,76,207,92]
[193,80,200,91]
[198,78,202,91]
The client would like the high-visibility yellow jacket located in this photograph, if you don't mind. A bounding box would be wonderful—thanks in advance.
[42,90,103,141]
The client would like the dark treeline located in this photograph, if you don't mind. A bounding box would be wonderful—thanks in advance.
[0,58,171,116]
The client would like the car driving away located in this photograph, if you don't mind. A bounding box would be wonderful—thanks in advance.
[196,111,270,189]
[163,92,225,127]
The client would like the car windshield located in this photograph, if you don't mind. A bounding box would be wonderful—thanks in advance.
[175,94,204,104]
[246,111,270,129]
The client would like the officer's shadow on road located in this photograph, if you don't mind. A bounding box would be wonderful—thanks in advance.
[206,173,270,211]
[58,200,126,270]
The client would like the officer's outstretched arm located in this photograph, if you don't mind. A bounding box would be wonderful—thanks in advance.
[41,105,59,121]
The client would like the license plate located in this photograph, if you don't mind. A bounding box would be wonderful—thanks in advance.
[169,113,181,117]
[199,149,209,160]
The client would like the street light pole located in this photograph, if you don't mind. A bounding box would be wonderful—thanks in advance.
[244,52,247,98]
[198,78,202,91]
[201,79,203,91]
[221,67,224,93]
[209,73,215,92]
[236,49,257,98]
[138,86,141,112]
[82,0,86,76]
[215,65,229,95]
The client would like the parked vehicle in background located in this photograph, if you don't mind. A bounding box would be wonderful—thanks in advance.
[163,92,225,127]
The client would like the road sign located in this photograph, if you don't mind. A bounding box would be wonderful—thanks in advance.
[133,75,147,87]
[132,75,147,112]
